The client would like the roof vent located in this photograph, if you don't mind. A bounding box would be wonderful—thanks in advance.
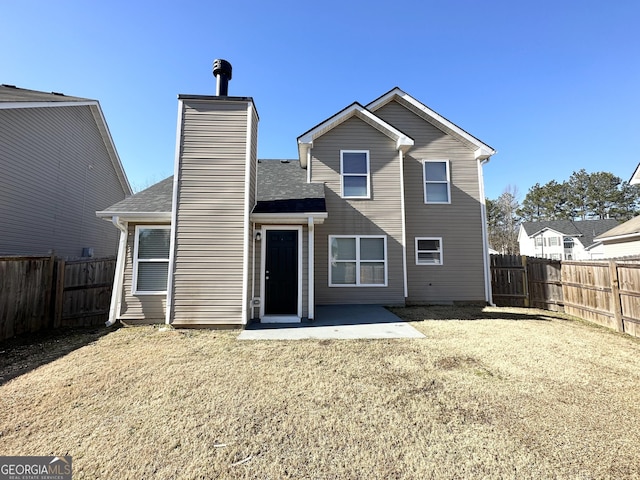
[212,59,232,96]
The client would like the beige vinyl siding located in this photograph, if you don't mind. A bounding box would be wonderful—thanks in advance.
[311,117,405,305]
[119,223,167,322]
[603,238,640,258]
[171,99,256,326]
[0,105,128,258]
[375,101,486,303]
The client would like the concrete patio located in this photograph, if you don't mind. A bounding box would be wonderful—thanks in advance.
[238,305,425,340]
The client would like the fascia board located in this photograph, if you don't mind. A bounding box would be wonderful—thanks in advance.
[88,103,133,195]
[251,212,327,224]
[630,162,640,185]
[297,102,414,152]
[96,211,172,222]
[596,231,640,242]
[0,101,97,109]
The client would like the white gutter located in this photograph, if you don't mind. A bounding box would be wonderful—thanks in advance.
[107,216,128,326]
[478,158,495,306]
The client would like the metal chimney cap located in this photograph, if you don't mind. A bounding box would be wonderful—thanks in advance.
[212,59,232,80]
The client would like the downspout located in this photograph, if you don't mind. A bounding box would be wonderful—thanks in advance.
[107,216,128,326]
[399,149,408,299]
[251,222,257,321]
[308,216,315,321]
[478,158,495,306]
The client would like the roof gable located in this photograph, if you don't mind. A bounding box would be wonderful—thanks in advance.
[367,87,495,160]
[595,215,640,241]
[1,85,132,195]
[630,162,640,185]
[297,102,414,167]
[521,219,620,249]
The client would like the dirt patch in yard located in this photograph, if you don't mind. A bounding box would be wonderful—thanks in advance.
[0,326,112,385]
[1,307,639,479]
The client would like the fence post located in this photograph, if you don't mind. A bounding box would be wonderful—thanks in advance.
[43,255,56,327]
[609,260,624,333]
[54,259,66,328]
[522,255,530,307]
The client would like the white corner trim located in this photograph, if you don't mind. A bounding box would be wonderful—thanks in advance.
[241,102,255,325]
[477,160,494,305]
[165,99,185,324]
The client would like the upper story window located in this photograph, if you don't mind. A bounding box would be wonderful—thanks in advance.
[423,160,451,204]
[548,236,561,246]
[563,237,574,249]
[133,225,171,294]
[341,150,370,199]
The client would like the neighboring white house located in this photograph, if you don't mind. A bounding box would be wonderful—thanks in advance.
[518,219,620,260]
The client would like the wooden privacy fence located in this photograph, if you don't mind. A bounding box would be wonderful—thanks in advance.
[562,260,640,338]
[0,255,115,341]
[490,255,562,311]
[491,254,640,338]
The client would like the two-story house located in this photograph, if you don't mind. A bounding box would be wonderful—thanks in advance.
[1,85,131,258]
[97,61,496,327]
[518,219,620,260]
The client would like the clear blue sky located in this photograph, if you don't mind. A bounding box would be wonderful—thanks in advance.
[3,0,639,199]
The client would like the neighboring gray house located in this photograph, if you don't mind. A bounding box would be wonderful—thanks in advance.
[0,85,132,258]
[98,67,495,328]
[518,219,620,260]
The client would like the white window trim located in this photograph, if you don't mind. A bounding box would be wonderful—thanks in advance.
[132,225,171,295]
[329,235,387,287]
[341,150,370,199]
[422,159,451,204]
[415,237,443,265]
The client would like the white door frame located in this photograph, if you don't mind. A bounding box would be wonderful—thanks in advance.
[259,225,303,322]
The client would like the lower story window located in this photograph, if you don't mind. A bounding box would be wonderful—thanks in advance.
[415,237,443,265]
[329,235,387,286]
[133,226,171,294]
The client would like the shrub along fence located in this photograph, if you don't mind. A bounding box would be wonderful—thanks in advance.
[0,255,115,341]
[491,254,640,338]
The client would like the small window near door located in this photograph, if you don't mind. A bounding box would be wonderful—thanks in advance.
[415,237,443,265]
[133,226,171,294]
[341,150,370,199]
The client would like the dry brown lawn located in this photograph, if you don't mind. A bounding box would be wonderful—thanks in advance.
[1,306,639,479]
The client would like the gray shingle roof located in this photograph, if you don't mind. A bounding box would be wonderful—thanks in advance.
[98,176,174,215]
[0,85,92,102]
[521,219,621,248]
[98,160,326,216]
[253,160,326,213]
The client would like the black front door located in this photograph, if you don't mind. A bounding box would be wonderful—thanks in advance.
[265,230,298,315]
